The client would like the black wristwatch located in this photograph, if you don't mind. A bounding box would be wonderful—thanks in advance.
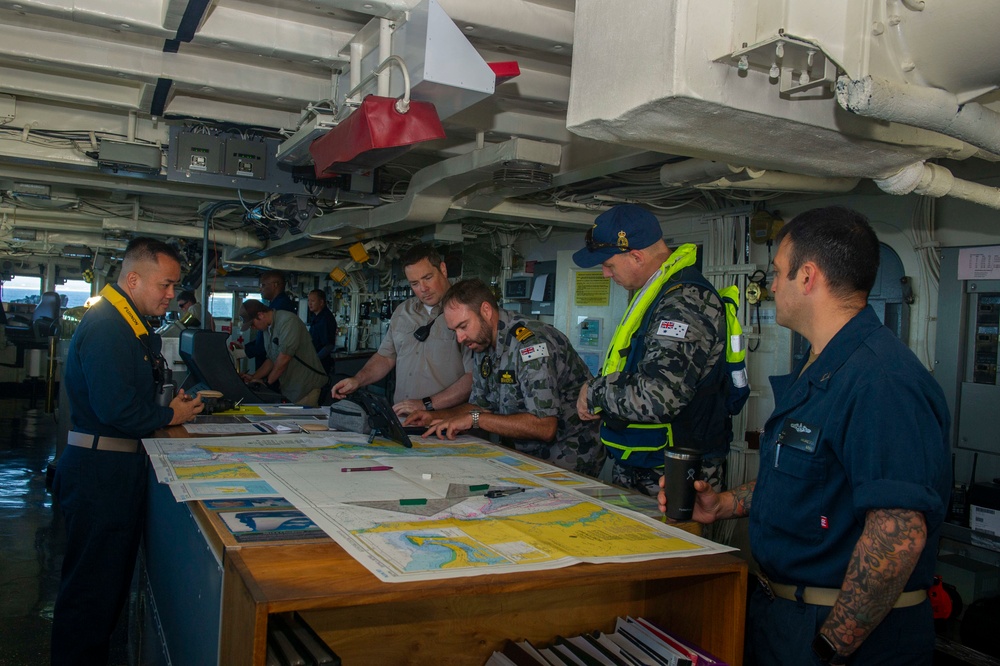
[422,396,434,411]
[812,632,848,665]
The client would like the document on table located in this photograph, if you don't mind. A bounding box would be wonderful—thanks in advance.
[249,456,735,583]
[182,423,273,435]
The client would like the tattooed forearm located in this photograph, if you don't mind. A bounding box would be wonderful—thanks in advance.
[728,481,755,518]
[821,508,927,656]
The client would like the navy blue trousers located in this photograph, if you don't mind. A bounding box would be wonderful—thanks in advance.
[51,446,147,666]
[746,584,934,665]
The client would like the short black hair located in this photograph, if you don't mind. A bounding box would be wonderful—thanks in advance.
[308,289,327,303]
[260,270,286,288]
[441,278,498,312]
[400,244,443,269]
[177,290,196,305]
[122,237,181,272]
[774,206,880,297]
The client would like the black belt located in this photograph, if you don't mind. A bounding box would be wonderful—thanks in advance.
[67,431,140,453]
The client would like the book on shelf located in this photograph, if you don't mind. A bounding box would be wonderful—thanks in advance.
[614,617,693,666]
[488,616,726,666]
[498,638,565,666]
[631,617,727,666]
[568,634,631,666]
[486,652,520,666]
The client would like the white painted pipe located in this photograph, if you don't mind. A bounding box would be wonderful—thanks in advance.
[660,160,739,186]
[875,161,1000,210]
[705,170,860,193]
[101,218,264,249]
[378,18,392,98]
[0,207,265,249]
[836,75,1000,156]
[32,230,129,249]
[0,206,104,226]
[222,256,345,275]
[349,41,363,104]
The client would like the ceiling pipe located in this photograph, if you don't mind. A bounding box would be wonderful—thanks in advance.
[875,161,1000,210]
[660,160,741,186]
[101,218,265,249]
[2,230,129,250]
[0,215,102,235]
[836,75,1000,157]
[0,206,105,227]
[222,256,348,275]
[0,206,266,249]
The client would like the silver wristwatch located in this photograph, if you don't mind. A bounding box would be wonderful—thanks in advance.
[470,410,481,428]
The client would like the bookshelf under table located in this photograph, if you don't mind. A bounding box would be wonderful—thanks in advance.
[220,540,747,665]
[154,425,747,665]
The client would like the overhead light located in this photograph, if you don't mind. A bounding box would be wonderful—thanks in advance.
[307,233,343,241]
[62,245,93,259]
[12,182,51,198]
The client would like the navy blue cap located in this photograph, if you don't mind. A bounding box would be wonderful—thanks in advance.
[571,204,663,268]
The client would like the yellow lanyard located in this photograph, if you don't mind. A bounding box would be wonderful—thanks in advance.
[98,284,150,341]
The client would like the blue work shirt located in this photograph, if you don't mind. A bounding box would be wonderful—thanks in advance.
[64,284,173,438]
[750,306,951,591]
[308,307,337,360]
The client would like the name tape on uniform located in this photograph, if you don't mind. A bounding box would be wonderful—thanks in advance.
[519,342,550,361]
[656,320,689,339]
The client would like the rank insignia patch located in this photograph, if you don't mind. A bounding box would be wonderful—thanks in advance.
[513,326,535,342]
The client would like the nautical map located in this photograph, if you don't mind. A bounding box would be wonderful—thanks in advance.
[142,432,592,500]
[143,430,731,581]
[250,456,732,583]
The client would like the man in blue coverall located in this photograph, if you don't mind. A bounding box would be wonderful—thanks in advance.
[306,288,337,373]
[52,237,204,664]
[660,206,951,665]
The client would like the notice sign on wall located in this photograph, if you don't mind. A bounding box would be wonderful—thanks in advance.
[575,271,611,307]
[958,246,1000,280]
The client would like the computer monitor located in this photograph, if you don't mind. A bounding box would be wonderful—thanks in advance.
[178,329,283,404]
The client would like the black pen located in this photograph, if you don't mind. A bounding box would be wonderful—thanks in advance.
[484,487,525,499]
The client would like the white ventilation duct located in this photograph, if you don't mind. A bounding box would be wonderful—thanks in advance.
[566,0,999,182]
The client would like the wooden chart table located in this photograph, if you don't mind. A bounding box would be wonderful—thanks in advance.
[158,425,748,665]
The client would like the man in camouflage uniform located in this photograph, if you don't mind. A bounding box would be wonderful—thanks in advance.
[573,204,730,495]
[405,278,604,477]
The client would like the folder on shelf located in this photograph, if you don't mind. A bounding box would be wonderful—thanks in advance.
[614,618,692,666]
[566,634,631,666]
[500,639,554,665]
[632,617,728,666]
[555,635,606,666]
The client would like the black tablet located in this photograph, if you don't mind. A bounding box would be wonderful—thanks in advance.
[350,391,413,448]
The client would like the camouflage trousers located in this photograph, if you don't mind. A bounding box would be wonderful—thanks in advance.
[611,454,728,496]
